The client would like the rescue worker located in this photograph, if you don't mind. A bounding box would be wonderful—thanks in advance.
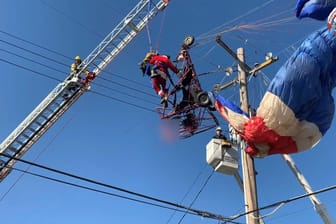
[213,126,227,140]
[71,56,89,78]
[140,52,182,107]
[70,56,96,86]
[213,126,231,148]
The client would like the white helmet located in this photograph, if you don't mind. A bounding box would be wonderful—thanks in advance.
[216,126,222,131]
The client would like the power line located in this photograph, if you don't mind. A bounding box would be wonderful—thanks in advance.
[226,184,336,222]
[0,33,156,106]
[98,76,157,98]
[0,39,70,67]
[0,58,156,113]
[177,169,215,224]
[39,0,103,39]
[1,34,154,93]
[91,90,157,113]
[1,29,152,90]
[166,164,210,224]
[0,48,66,75]
[101,69,153,90]
[92,82,157,105]
[0,29,72,61]
[0,153,237,223]
[0,57,61,82]
[10,167,189,214]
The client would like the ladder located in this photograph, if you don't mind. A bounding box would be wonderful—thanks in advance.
[0,0,169,181]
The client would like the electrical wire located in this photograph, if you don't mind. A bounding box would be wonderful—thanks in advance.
[0,56,158,112]
[0,29,72,61]
[1,32,154,93]
[165,164,210,224]
[0,33,157,104]
[91,90,157,113]
[101,69,153,90]
[98,76,157,99]
[177,169,215,224]
[0,54,156,113]
[0,110,78,202]
[0,153,237,223]
[10,166,190,214]
[226,184,336,222]
[39,0,103,39]
[0,39,70,67]
[0,57,61,82]
[0,48,66,75]
[91,82,157,105]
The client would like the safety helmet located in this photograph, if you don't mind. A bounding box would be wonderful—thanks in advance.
[216,126,222,131]
[144,52,155,61]
[75,56,81,60]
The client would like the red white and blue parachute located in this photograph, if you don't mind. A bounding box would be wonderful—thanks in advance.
[214,1,336,157]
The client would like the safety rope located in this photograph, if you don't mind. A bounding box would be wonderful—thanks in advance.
[154,8,167,52]
[145,1,153,52]
[145,0,168,53]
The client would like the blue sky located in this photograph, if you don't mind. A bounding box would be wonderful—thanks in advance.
[0,0,335,223]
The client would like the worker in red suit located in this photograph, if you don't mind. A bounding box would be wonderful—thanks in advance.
[140,52,182,107]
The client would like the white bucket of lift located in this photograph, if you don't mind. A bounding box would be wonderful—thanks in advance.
[206,139,239,175]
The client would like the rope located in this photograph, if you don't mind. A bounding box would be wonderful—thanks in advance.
[155,8,167,51]
[145,0,168,52]
[145,1,153,52]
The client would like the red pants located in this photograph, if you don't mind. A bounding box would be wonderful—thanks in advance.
[152,76,166,97]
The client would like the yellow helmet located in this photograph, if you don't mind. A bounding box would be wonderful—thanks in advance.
[144,52,155,61]
[75,56,81,60]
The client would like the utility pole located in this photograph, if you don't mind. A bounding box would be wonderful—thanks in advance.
[215,36,276,223]
[237,48,260,224]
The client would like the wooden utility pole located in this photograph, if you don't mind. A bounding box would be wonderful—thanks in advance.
[237,47,260,224]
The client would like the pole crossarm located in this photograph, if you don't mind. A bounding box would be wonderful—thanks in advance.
[214,35,278,93]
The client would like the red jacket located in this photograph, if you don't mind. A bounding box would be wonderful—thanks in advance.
[149,55,179,75]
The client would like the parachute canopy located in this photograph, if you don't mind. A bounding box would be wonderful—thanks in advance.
[215,26,336,157]
[296,0,336,20]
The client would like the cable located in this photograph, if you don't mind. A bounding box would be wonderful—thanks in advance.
[98,76,157,98]
[0,153,237,223]
[0,110,78,202]
[1,29,152,90]
[39,0,103,39]
[102,69,153,90]
[177,169,215,224]
[0,48,66,75]
[91,81,158,105]
[0,55,158,111]
[227,184,336,222]
[0,41,154,101]
[196,0,287,44]
[0,35,154,94]
[91,90,157,113]
[10,166,189,214]
[0,39,70,67]
[0,57,61,82]
[165,164,210,224]
[0,29,72,61]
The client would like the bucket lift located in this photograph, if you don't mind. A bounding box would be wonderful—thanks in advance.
[206,138,239,175]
